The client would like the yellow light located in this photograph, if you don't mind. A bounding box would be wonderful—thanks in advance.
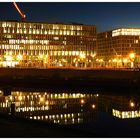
[130,101,135,107]
[6,55,12,61]
[80,53,86,59]
[92,104,96,109]
[9,51,12,55]
[129,53,135,59]
[39,54,44,59]
[18,96,22,101]
[123,58,128,63]
[113,58,117,62]
[80,99,85,104]
[59,63,62,67]
[73,58,77,63]
[91,53,96,58]
[17,55,22,61]
[118,59,122,63]
[40,97,44,102]
[46,100,49,105]
[100,59,103,62]
[9,96,12,101]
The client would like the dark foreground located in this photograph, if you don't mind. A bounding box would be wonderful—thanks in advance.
[0,114,97,138]
[1,112,140,138]
[0,68,140,91]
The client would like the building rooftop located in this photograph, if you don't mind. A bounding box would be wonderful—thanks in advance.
[0,20,96,27]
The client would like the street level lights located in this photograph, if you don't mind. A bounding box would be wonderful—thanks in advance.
[129,52,135,68]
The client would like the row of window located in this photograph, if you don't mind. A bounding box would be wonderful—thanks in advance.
[2,28,84,36]
[1,22,83,31]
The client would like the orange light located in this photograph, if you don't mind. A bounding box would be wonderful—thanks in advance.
[81,99,85,104]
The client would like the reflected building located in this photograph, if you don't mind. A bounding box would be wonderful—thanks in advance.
[1,89,140,123]
[0,91,98,125]
[98,94,140,119]
[0,21,96,68]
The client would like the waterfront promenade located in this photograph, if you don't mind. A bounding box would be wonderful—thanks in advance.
[0,67,140,92]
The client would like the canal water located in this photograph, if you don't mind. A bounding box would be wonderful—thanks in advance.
[0,87,140,137]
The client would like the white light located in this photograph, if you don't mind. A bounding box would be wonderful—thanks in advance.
[92,104,96,109]
[17,55,22,60]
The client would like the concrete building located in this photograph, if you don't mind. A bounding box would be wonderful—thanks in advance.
[97,28,140,68]
[0,21,97,68]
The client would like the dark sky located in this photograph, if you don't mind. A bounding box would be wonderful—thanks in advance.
[1,2,140,32]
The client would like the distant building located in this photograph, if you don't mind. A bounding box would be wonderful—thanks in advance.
[97,28,140,68]
[0,21,97,68]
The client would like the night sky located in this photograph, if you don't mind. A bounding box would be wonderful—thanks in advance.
[1,2,140,32]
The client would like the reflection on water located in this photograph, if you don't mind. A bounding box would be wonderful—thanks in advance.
[0,91,98,125]
[98,94,140,119]
[0,89,140,125]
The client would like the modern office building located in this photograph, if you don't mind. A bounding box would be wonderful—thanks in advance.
[97,28,140,67]
[0,21,97,68]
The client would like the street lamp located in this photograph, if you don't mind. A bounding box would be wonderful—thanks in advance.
[129,52,135,68]
[129,53,135,59]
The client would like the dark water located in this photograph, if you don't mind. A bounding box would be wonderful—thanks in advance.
[0,87,140,137]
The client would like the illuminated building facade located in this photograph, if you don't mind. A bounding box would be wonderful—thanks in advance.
[0,21,96,68]
[97,28,140,67]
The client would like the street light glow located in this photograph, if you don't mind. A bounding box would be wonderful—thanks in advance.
[92,104,96,109]
[130,101,135,107]
[129,53,135,59]
[39,54,44,59]
[80,99,85,104]
[80,53,86,59]
[123,58,128,63]
[18,96,22,101]
[17,55,23,61]
[40,97,44,103]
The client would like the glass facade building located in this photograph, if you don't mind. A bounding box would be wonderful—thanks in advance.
[97,28,140,68]
[0,21,96,68]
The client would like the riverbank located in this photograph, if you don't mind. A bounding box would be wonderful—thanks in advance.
[0,68,140,94]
